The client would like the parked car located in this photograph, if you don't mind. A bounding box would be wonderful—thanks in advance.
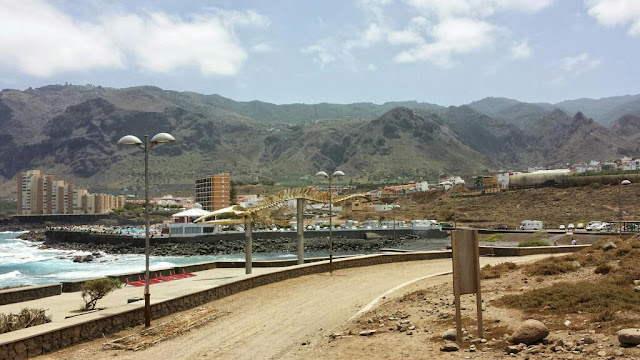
[559,225,566,230]
[567,223,575,230]
[586,221,601,231]
[576,223,585,229]
[494,224,508,230]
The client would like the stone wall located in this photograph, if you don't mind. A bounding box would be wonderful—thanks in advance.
[0,284,62,305]
[479,245,590,256]
[44,228,448,246]
[0,251,451,359]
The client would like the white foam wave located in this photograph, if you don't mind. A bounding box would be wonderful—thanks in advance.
[0,270,22,281]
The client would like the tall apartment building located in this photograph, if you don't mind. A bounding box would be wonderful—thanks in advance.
[195,173,230,211]
[16,169,127,215]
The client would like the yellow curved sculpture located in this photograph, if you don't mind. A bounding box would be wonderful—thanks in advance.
[194,187,367,224]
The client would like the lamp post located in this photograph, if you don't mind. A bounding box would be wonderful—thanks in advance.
[118,132,176,328]
[444,181,456,228]
[619,179,631,234]
[315,170,345,275]
[392,204,400,239]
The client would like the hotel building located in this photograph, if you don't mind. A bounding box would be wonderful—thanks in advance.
[16,170,125,215]
[195,173,230,211]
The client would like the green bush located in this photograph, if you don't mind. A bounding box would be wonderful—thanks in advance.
[484,233,504,242]
[81,278,122,310]
[518,240,550,247]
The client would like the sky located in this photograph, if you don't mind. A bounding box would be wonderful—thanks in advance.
[1,0,640,106]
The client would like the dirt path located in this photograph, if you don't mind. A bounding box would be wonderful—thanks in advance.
[41,254,554,360]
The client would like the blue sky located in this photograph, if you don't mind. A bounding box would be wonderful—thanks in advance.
[0,0,639,105]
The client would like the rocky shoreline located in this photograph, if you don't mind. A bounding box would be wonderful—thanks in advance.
[38,234,437,257]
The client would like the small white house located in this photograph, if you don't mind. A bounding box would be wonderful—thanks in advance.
[415,181,429,192]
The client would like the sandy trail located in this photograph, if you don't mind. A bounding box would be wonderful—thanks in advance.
[42,254,554,360]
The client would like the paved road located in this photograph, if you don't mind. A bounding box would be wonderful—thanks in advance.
[43,253,555,360]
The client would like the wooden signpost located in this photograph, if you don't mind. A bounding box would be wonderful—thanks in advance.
[451,228,483,342]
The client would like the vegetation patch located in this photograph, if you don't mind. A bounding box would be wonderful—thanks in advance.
[481,262,518,279]
[0,308,51,334]
[483,233,504,242]
[518,240,550,247]
[496,281,640,314]
[81,278,122,310]
[522,256,580,276]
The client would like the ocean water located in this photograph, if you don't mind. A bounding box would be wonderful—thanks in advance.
[0,232,306,287]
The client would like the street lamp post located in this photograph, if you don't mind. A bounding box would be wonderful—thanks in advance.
[118,132,176,328]
[619,179,631,234]
[392,204,400,239]
[315,170,345,275]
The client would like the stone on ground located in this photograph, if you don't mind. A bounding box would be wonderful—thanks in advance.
[441,328,457,341]
[509,319,549,345]
[618,328,640,345]
[602,242,617,251]
[440,341,460,352]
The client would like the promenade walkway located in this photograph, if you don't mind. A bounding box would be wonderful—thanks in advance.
[38,253,556,360]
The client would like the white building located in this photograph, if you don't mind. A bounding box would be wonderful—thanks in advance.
[497,172,510,189]
[415,181,429,192]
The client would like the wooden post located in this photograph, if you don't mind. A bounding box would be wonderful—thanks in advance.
[297,198,305,265]
[451,228,483,342]
[245,216,252,274]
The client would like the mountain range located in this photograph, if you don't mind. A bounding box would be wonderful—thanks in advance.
[1,84,640,197]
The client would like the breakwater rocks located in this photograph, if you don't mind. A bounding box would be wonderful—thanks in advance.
[44,235,427,257]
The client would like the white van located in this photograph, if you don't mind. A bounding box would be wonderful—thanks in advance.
[411,220,439,230]
[519,220,544,230]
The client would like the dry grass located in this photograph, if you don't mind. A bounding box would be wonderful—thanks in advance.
[522,256,581,276]
[481,262,518,279]
[103,307,229,351]
[497,234,640,318]
[0,308,51,334]
[496,281,640,314]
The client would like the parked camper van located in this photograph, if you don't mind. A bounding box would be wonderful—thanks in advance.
[411,220,440,230]
[519,220,543,230]
[362,220,379,229]
[380,220,405,229]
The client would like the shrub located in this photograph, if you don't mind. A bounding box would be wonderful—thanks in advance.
[590,182,601,189]
[518,240,550,247]
[523,257,580,276]
[0,308,51,334]
[484,234,504,242]
[481,262,518,279]
[496,281,640,314]
[595,263,612,275]
[81,278,122,310]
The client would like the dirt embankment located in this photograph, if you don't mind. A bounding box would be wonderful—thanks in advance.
[357,183,640,230]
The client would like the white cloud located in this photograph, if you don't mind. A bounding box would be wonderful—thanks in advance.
[511,39,531,59]
[302,42,336,67]
[0,0,269,77]
[367,64,378,71]
[405,0,554,18]
[394,17,497,67]
[0,0,123,77]
[586,0,640,35]
[388,30,424,44]
[562,53,601,73]
[251,42,275,53]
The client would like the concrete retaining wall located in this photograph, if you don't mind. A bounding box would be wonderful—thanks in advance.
[44,228,448,246]
[479,244,590,256]
[0,285,62,306]
[0,251,451,359]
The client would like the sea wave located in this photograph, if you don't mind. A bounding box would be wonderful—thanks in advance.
[0,270,23,281]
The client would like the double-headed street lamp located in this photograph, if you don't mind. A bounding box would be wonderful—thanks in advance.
[315,170,345,275]
[118,132,176,328]
[391,204,400,239]
[619,179,631,234]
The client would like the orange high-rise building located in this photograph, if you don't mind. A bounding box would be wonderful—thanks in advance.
[195,174,230,211]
